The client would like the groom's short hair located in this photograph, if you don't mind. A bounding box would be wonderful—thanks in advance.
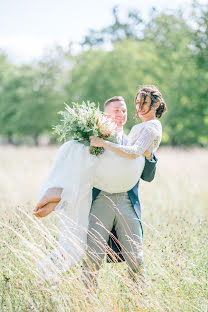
[104,96,125,110]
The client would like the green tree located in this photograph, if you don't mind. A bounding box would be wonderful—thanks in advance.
[81,6,143,47]
[1,4,207,146]
[0,48,69,144]
[144,9,208,145]
[64,39,163,132]
[14,59,65,144]
[190,2,208,145]
[0,53,17,142]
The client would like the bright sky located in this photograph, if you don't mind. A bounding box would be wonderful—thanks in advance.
[0,0,206,63]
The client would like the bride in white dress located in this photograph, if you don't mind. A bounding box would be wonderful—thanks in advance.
[34,85,167,279]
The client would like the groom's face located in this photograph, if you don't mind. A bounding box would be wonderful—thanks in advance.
[104,101,127,129]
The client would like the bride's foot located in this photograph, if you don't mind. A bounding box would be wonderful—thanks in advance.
[33,201,58,218]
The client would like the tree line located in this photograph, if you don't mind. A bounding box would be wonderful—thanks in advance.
[0,2,207,146]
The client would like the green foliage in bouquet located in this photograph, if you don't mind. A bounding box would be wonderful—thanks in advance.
[53,101,116,156]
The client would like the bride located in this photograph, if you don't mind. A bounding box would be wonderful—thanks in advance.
[34,85,167,278]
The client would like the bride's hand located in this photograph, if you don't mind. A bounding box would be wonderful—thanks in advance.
[34,187,62,211]
[89,136,105,148]
[33,202,57,218]
[33,187,62,218]
[143,149,153,159]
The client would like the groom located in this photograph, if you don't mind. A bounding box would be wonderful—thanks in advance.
[82,96,157,289]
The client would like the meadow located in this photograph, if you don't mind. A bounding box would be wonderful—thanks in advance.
[0,146,207,312]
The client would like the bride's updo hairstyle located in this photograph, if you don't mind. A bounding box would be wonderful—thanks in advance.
[134,85,167,118]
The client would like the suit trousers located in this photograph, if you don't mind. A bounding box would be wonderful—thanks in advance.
[82,191,143,285]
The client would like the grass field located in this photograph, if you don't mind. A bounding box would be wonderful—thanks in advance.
[0,146,207,312]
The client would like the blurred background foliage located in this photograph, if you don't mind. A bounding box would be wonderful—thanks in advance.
[0,2,207,146]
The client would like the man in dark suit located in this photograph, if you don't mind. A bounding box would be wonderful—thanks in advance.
[82,96,157,290]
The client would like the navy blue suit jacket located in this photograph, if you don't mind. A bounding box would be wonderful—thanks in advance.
[91,155,158,262]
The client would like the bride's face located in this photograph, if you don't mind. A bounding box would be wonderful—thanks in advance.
[135,94,157,121]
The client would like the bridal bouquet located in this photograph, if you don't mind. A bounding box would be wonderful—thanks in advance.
[53,101,117,156]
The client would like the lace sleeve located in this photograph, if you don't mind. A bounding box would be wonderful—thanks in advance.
[103,121,161,158]
[118,126,160,156]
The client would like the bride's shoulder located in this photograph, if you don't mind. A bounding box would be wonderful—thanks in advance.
[145,120,162,138]
[127,123,143,140]
[128,120,162,137]
[134,120,162,137]
[143,119,162,131]
[130,123,143,132]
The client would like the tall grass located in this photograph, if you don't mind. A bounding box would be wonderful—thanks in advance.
[0,146,207,312]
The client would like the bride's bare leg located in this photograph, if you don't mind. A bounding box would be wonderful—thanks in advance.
[33,187,62,218]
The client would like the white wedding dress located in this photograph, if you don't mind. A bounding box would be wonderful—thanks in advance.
[36,120,162,279]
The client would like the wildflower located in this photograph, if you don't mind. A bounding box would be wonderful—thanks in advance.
[37,280,43,286]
